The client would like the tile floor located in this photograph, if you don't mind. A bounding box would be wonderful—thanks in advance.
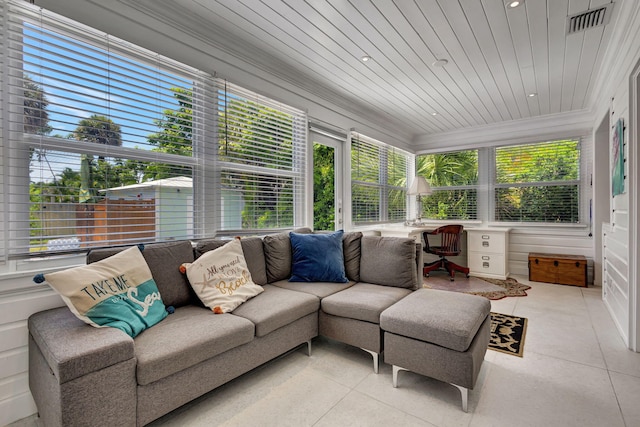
[12,277,640,427]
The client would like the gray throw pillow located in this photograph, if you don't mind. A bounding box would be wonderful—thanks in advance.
[359,236,418,289]
[263,228,312,283]
[342,231,362,282]
[87,240,196,308]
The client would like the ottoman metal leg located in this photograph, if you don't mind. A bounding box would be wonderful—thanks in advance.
[393,365,469,412]
[452,384,469,412]
[361,348,379,373]
[306,340,312,356]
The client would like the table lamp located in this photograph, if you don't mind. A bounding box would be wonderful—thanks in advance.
[408,176,432,224]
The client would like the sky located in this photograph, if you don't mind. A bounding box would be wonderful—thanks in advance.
[23,24,190,150]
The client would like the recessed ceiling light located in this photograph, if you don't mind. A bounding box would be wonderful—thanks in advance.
[507,1,522,8]
[528,92,537,97]
[361,55,371,62]
[432,58,449,67]
[431,112,438,116]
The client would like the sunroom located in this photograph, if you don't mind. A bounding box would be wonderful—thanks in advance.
[2,0,640,425]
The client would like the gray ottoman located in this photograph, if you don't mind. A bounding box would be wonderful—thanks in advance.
[380,289,491,412]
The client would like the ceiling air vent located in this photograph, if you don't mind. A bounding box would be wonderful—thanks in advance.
[566,3,613,35]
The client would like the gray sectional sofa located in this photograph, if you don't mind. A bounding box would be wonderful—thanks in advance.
[28,229,488,426]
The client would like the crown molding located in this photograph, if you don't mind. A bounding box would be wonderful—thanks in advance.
[412,110,593,153]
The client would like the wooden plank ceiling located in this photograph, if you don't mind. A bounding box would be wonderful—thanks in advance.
[132,0,618,140]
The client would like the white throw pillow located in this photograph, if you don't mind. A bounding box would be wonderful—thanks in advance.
[36,245,167,337]
[181,238,263,313]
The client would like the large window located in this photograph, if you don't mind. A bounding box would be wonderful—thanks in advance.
[417,139,584,224]
[1,1,306,259]
[217,82,306,233]
[493,139,581,223]
[351,133,411,225]
[416,150,478,220]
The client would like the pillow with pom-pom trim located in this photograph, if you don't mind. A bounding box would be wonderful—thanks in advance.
[33,245,167,337]
[180,237,263,314]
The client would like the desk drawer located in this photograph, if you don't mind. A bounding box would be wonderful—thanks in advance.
[467,231,506,253]
[468,253,505,276]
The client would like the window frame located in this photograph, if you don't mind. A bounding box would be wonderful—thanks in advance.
[417,137,588,226]
[490,139,584,225]
[0,0,308,264]
[215,80,307,235]
[350,132,412,226]
[415,149,480,222]
[2,2,214,260]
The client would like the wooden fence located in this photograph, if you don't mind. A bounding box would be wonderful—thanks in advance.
[77,199,156,246]
[38,199,156,247]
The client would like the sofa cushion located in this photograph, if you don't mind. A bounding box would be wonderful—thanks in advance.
[182,238,264,314]
[134,305,255,385]
[196,237,268,285]
[42,245,167,338]
[289,230,348,283]
[87,240,196,308]
[359,236,418,289]
[263,228,312,282]
[343,231,362,282]
[271,279,355,298]
[380,289,491,352]
[321,283,412,324]
[232,285,319,337]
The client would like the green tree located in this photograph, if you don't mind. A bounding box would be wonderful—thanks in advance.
[144,87,193,180]
[219,96,295,229]
[73,115,123,202]
[147,87,296,229]
[23,74,51,135]
[351,139,381,223]
[73,114,122,147]
[416,151,478,220]
[313,143,335,230]
[387,150,409,221]
[495,140,579,222]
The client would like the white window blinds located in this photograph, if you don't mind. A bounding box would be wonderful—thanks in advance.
[216,81,307,232]
[493,139,582,223]
[416,150,479,220]
[351,133,410,224]
[2,0,215,258]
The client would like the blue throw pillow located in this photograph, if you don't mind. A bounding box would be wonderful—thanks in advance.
[289,230,349,283]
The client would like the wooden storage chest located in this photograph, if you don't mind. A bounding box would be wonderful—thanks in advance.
[528,253,587,287]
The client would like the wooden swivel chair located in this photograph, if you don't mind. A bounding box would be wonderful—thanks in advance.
[422,225,470,281]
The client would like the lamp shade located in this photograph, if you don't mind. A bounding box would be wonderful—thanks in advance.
[408,176,432,196]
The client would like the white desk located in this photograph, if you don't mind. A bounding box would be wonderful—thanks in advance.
[375,225,510,280]
[375,224,433,242]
